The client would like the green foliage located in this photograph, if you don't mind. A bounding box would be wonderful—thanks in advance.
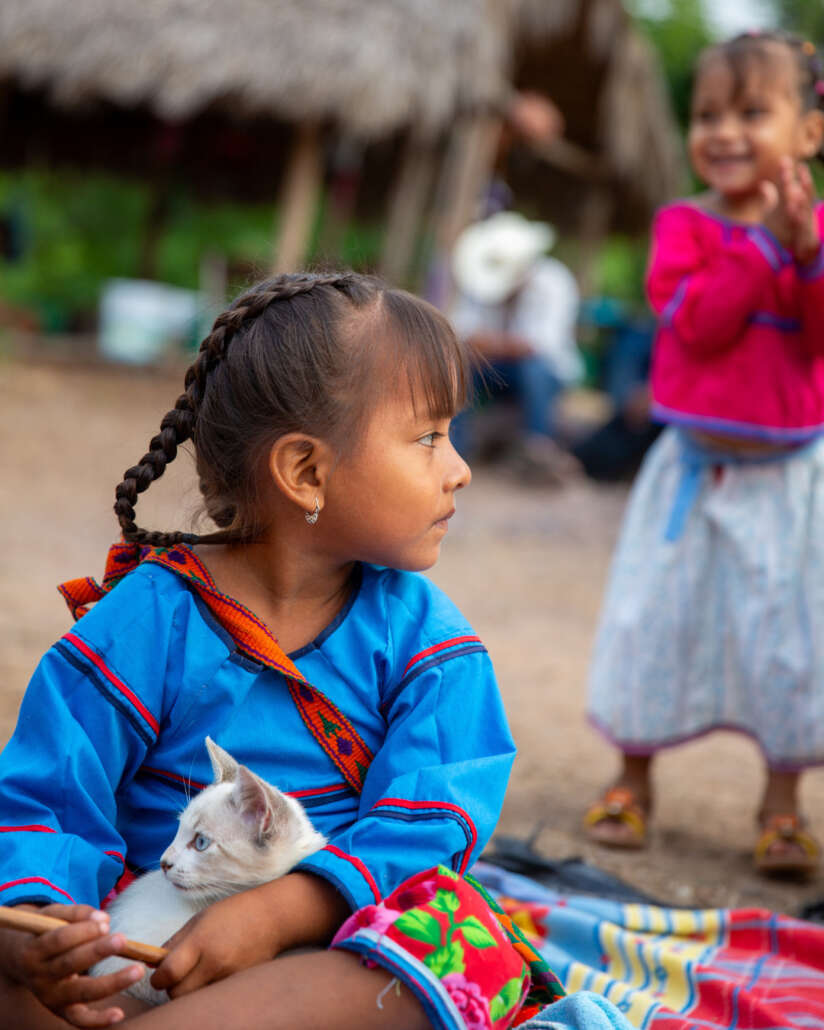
[0,166,384,333]
[0,168,148,330]
[155,190,275,292]
[770,0,824,41]
[627,0,714,128]
[592,235,650,306]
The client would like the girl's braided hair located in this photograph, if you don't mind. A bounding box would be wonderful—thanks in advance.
[698,30,824,159]
[114,271,468,548]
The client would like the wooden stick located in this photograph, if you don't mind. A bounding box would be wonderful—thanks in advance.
[0,906,168,967]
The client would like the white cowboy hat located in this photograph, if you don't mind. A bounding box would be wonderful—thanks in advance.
[452,211,556,305]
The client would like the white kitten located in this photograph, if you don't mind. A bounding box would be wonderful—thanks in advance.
[93,736,326,1005]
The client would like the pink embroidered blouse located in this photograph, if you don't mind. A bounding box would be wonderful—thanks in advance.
[647,202,824,441]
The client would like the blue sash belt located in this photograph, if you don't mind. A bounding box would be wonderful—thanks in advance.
[664,431,812,542]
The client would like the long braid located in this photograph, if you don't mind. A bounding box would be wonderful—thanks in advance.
[113,272,360,548]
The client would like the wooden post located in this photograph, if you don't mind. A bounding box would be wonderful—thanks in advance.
[317,136,362,265]
[428,112,503,310]
[431,0,509,259]
[437,113,502,256]
[379,130,437,287]
[272,122,323,274]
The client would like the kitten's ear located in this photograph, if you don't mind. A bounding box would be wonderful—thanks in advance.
[233,766,281,844]
[205,736,239,783]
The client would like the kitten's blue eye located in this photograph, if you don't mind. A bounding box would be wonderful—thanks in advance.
[193,833,211,852]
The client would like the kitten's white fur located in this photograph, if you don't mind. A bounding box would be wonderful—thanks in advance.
[93,736,326,1005]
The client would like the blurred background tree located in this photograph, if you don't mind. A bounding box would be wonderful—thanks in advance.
[769,0,824,40]
[628,0,713,129]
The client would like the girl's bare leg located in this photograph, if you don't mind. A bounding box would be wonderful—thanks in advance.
[0,952,430,1030]
[759,769,800,821]
[126,951,428,1030]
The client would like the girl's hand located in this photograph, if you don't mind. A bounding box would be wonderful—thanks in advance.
[783,160,821,264]
[149,872,349,1000]
[760,170,793,250]
[149,889,282,999]
[1,903,144,1027]
[761,158,820,262]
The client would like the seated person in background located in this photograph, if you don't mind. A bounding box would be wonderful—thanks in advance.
[571,298,661,482]
[449,211,584,484]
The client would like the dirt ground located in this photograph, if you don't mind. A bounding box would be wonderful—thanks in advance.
[2,353,824,919]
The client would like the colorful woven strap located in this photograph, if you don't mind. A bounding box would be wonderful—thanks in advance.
[58,542,373,793]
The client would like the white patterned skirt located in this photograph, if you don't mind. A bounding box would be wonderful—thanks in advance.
[588,427,824,770]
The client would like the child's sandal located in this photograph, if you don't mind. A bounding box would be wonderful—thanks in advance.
[583,786,648,849]
[754,814,820,877]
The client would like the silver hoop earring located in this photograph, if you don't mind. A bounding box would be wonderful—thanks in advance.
[304,498,320,525]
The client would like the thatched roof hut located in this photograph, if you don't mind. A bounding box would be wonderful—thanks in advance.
[0,0,683,285]
[0,0,506,139]
[0,0,513,275]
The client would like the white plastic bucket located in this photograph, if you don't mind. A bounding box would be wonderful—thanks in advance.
[98,279,200,364]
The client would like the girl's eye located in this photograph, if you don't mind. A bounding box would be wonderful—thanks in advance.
[418,432,443,448]
[193,833,211,852]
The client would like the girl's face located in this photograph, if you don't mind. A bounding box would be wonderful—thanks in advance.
[321,373,471,573]
[688,49,816,204]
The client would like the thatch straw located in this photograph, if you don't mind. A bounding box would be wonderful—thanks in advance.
[0,0,507,138]
[0,0,684,216]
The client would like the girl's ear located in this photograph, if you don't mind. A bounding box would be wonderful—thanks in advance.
[800,109,824,159]
[267,433,335,518]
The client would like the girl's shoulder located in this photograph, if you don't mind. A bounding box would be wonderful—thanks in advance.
[59,556,233,677]
[355,566,492,700]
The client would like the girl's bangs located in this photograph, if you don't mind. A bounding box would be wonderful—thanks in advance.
[381,289,474,419]
[713,36,795,103]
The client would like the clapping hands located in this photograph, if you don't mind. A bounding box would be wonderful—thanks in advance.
[761,156,821,264]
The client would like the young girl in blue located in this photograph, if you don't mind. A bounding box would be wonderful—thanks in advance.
[0,273,631,1030]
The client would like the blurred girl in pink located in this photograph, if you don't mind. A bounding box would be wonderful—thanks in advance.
[585,30,824,876]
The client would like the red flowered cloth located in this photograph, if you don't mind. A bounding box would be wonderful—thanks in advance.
[331,864,564,1030]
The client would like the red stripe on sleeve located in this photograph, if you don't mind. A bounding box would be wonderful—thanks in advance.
[323,844,381,903]
[0,877,74,902]
[0,825,56,834]
[401,636,482,676]
[64,632,160,736]
[288,782,350,799]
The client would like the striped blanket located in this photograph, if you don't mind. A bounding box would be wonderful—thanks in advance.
[473,863,824,1029]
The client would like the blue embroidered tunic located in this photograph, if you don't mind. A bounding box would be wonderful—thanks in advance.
[0,555,515,913]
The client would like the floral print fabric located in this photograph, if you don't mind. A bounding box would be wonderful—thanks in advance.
[330,865,564,1029]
